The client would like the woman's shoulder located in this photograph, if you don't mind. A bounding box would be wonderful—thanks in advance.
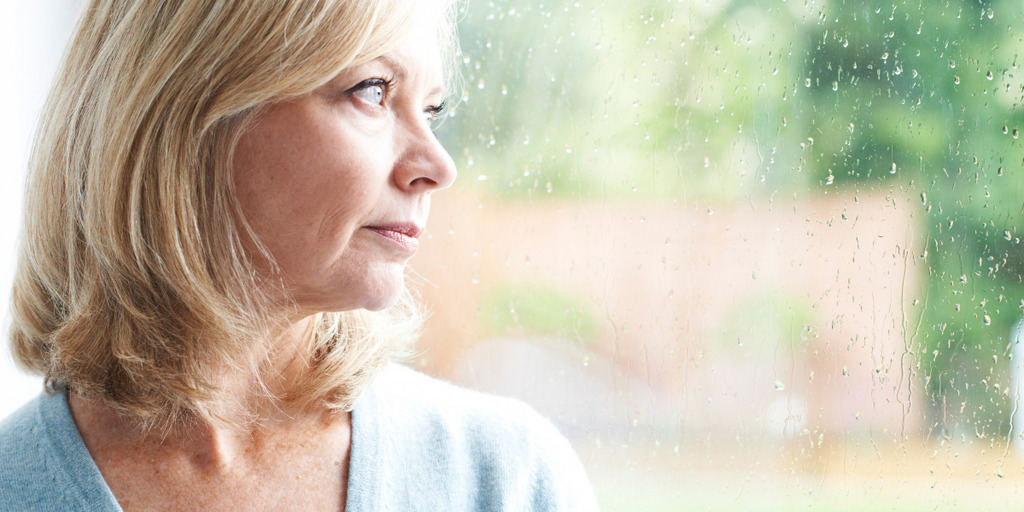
[371,363,548,427]
[349,364,599,511]
[0,392,120,511]
[369,364,588,463]
[0,394,55,497]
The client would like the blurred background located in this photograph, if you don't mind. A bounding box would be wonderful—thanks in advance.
[5,0,1024,510]
[418,0,1024,509]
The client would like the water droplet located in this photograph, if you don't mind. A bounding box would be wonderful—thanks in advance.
[832,81,838,91]
[842,366,849,376]
[805,78,812,87]
[1005,230,1013,240]
[920,192,927,205]
[890,162,897,174]
[998,167,1005,176]
[960,275,968,284]
[1003,126,1009,135]
[1014,129,1019,139]
[774,380,786,391]
[954,75,961,85]
[984,315,992,326]
[987,71,994,80]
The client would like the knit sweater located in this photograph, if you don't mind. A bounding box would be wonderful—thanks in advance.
[0,364,598,511]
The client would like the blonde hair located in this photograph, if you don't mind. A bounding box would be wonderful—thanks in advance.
[11,0,459,431]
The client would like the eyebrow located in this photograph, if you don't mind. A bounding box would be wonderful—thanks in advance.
[375,54,446,98]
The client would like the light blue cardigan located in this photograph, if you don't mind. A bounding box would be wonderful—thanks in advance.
[0,365,598,511]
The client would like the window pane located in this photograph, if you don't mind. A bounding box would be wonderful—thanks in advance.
[414,0,1024,509]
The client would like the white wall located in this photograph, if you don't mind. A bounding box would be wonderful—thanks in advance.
[0,1,85,419]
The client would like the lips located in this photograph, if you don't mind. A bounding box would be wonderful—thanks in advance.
[365,223,422,253]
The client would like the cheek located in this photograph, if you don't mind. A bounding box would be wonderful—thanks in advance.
[235,120,330,227]
[232,114,393,275]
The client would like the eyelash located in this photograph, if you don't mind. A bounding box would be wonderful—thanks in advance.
[425,100,448,123]
[351,76,396,107]
[351,76,448,123]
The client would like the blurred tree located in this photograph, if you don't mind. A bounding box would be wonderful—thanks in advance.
[441,0,1024,437]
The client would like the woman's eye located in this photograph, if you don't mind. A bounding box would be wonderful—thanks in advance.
[425,100,448,124]
[351,78,392,107]
[354,84,385,106]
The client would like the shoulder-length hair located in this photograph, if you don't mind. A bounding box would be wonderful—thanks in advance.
[10,0,459,431]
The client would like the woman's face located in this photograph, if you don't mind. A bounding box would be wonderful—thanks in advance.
[232,21,456,315]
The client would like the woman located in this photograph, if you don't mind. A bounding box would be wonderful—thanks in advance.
[0,0,597,510]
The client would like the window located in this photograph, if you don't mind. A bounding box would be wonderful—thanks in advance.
[415,0,1024,509]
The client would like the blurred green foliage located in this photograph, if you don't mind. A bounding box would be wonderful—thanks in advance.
[441,0,1024,435]
[718,291,819,354]
[479,282,599,344]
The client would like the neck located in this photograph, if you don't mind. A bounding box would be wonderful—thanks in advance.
[70,393,349,470]
[67,314,345,469]
[221,315,320,417]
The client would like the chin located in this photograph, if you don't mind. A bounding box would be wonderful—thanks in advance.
[360,295,400,312]
[353,275,407,312]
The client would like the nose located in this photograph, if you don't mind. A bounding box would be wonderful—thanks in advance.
[393,123,457,193]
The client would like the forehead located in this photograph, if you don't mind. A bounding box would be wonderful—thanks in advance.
[364,20,447,91]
